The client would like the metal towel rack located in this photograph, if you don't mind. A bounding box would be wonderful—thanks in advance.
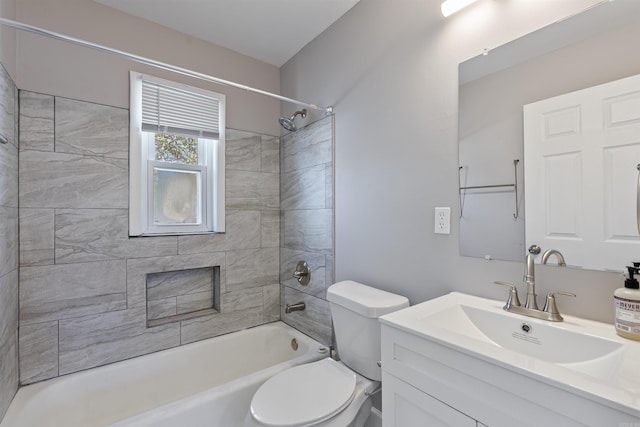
[459,159,520,219]
[637,164,640,234]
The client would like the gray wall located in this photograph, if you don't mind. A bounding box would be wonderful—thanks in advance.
[0,63,18,419]
[279,116,334,345]
[281,0,623,324]
[18,91,281,384]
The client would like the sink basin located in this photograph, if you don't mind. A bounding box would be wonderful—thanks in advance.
[380,292,640,425]
[380,291,640,417]
[425,303,624,379]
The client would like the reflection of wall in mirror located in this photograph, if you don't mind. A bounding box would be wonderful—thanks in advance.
[458,16,640,265]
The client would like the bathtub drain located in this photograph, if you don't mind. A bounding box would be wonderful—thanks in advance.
[291,338,298,351]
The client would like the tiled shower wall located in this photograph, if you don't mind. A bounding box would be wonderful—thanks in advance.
[279,116,334,345]
[18,90,281,384]
[0,64,19,419]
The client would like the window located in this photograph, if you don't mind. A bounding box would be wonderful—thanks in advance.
[129,71,225,235]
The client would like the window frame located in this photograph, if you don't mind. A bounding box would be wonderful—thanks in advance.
[129,71,225,236]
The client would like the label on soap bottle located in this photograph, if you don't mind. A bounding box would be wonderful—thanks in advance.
[614,296,640,337]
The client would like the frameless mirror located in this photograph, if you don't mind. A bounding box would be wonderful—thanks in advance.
[458,0,640,270]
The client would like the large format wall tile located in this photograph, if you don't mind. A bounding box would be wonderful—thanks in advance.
[281,286,332,345]
[226,129,262,171]
[19,91,54,152]
[261,210,280,248]
[0,333,17,417]
[281,165,326,210]
[283,209,333,254]
[55,209,177,263]
[0,142,17,207]
[263,283,280,323]
[19,208,54,266]
[279,116,334,347]
[0,270,18,350]
[226,248,279,290]
[55,97,128,159]
[261,135,280,174]
[226,169,279,210]
[0,68,18,421]
[59,307,180,375]
[177,210,261,254]
[281,118,332,173]
[19,321,58,383]
[180,308,264,344]
[20,260,127,324]
[20,151,128,209]
[0,66,15,149]
[17,91,283,383]
[220,287,263,313]
[0,207,18,277]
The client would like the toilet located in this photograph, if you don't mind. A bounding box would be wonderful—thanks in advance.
[245,280,409,427]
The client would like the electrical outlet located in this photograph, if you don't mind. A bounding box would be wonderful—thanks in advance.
[434,207,451,234]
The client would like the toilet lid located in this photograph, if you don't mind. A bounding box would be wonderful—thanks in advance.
[250,358,357,427]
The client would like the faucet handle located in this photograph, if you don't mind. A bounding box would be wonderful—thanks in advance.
[494,281,521,309]
[542,291,576,321]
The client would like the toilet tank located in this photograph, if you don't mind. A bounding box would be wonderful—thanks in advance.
[327,281,409,381]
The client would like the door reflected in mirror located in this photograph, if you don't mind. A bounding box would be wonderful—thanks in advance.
[458,0,640,270]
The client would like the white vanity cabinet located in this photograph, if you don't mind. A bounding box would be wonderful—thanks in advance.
[379,319,639,427]
[382,371,477,426]
[381,324,485,427]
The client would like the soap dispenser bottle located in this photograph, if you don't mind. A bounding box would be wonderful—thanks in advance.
[614,263,640,340]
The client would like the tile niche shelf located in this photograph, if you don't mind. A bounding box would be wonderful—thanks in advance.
[146,266,220,327]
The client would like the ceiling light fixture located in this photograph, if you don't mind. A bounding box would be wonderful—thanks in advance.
[441,0,478,17]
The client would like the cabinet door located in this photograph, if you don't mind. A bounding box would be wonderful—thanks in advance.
[382,373,476,427]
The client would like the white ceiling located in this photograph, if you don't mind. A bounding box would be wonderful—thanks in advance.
[95,0,360,67]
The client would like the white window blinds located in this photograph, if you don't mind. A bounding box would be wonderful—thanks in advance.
[141,79,221,139]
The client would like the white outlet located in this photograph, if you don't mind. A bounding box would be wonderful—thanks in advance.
[434,207,451,234]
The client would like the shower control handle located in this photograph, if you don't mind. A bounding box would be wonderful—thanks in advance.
[292,261,310,286]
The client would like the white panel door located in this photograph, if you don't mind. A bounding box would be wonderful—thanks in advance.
[524,73,640,271]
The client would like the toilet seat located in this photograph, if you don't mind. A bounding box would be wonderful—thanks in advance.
[250,358,357,427]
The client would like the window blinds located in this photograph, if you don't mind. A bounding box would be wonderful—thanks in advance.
[142,79,221,139]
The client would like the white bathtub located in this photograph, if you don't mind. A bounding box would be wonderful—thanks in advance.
[1,322,327,427]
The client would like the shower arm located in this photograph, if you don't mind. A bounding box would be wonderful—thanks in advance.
[0,17,334,116]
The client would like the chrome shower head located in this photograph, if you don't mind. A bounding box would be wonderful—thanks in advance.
[278,109,307,132]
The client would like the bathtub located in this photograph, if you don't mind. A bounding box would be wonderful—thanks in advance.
[1,322,327,427]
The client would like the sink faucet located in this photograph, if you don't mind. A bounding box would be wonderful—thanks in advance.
[495,247,575,322]
[524,245,541,310]
[542,249,566,267]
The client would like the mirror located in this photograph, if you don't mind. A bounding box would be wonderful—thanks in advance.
[458,0,640,269]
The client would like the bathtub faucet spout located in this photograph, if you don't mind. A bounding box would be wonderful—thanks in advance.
[285,302,306,314]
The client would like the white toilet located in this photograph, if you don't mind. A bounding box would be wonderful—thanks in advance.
[245,280,409,427]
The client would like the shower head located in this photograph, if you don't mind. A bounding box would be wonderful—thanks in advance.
[278,109,307,132]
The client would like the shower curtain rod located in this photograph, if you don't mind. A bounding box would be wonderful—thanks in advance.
[0,17,333,115]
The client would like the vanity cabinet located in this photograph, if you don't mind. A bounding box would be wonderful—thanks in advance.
[382,372,477,426]
[380,321,638,427]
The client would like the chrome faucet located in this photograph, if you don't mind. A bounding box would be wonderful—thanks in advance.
[494,247,575,322]
[542,249,566,267]
[285,302,306,314]
[523,245,541,310]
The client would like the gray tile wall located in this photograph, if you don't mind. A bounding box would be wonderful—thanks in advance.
[0,64,18,420]
[18,93,281,384]
[280,116,334,345]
